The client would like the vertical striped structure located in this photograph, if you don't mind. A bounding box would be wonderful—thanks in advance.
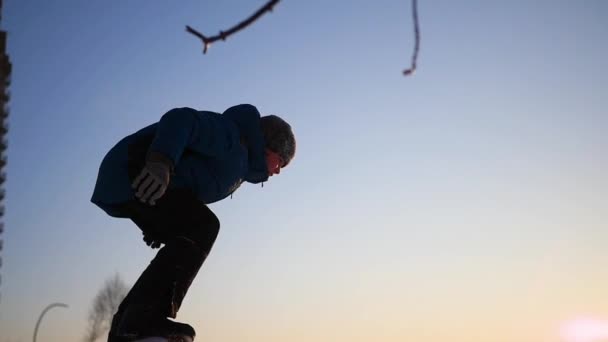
[0,0,11,304]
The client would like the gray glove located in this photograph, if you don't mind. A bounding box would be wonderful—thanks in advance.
[131,151,173,206]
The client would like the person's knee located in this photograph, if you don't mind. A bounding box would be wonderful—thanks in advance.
[185,213,220,251]
[201,214,220,249]
[207,214,220,241]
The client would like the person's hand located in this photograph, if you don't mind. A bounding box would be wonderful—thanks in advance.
[131,151,172,205]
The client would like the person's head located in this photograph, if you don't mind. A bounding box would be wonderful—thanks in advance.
[260,115,296,177]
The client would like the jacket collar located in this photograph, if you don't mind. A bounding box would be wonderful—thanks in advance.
[223,104,269,184]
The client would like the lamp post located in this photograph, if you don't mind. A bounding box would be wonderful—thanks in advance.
[33,302,69,342]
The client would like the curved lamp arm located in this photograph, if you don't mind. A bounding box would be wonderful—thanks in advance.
[33,302,68,342]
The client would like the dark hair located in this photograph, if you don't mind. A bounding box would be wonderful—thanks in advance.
[260,115,296,167]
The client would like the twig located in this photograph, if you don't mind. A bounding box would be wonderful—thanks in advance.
[403,0,420,76]
[186,0,281,54]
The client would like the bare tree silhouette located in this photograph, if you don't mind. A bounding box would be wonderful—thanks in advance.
[187,0,280,54]
[186,0,421,76]
[403,0,420,75]
[83,273,129,342]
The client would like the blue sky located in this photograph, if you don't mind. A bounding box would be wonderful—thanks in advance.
[1,1,607,341]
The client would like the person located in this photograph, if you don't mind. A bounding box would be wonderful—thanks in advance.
[90,104,296,342]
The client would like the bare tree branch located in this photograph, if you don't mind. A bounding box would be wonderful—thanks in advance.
[83,273,128,342]
[186,0,281,54]
[403,0,420,76]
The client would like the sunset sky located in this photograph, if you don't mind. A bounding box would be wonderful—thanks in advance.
[1,1,607,341]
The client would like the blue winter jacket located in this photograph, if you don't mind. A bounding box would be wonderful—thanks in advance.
[91,104,269,217]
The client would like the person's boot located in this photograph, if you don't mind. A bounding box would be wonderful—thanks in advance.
[109,236,207,341]
[113,306,195,342]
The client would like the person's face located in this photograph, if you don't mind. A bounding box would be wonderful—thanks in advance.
[265,149,283,177]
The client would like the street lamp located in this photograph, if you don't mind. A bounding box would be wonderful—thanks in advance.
[33,302,68,342]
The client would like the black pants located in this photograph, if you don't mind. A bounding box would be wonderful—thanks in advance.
[112,136,221,322]
[113,188,220,321]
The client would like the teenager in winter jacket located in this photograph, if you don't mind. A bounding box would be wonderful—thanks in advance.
[91,104,296,342]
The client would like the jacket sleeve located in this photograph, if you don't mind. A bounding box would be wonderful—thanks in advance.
[147,107,235,165]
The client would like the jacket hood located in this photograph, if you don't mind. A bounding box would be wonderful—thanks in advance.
[222,104,269,184]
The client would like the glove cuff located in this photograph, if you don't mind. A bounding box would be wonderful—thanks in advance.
[146,150,175,175]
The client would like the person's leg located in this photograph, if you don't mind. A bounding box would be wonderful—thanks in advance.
[108,189,220,341]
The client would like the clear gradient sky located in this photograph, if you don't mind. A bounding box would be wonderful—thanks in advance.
[1,1,607,341]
